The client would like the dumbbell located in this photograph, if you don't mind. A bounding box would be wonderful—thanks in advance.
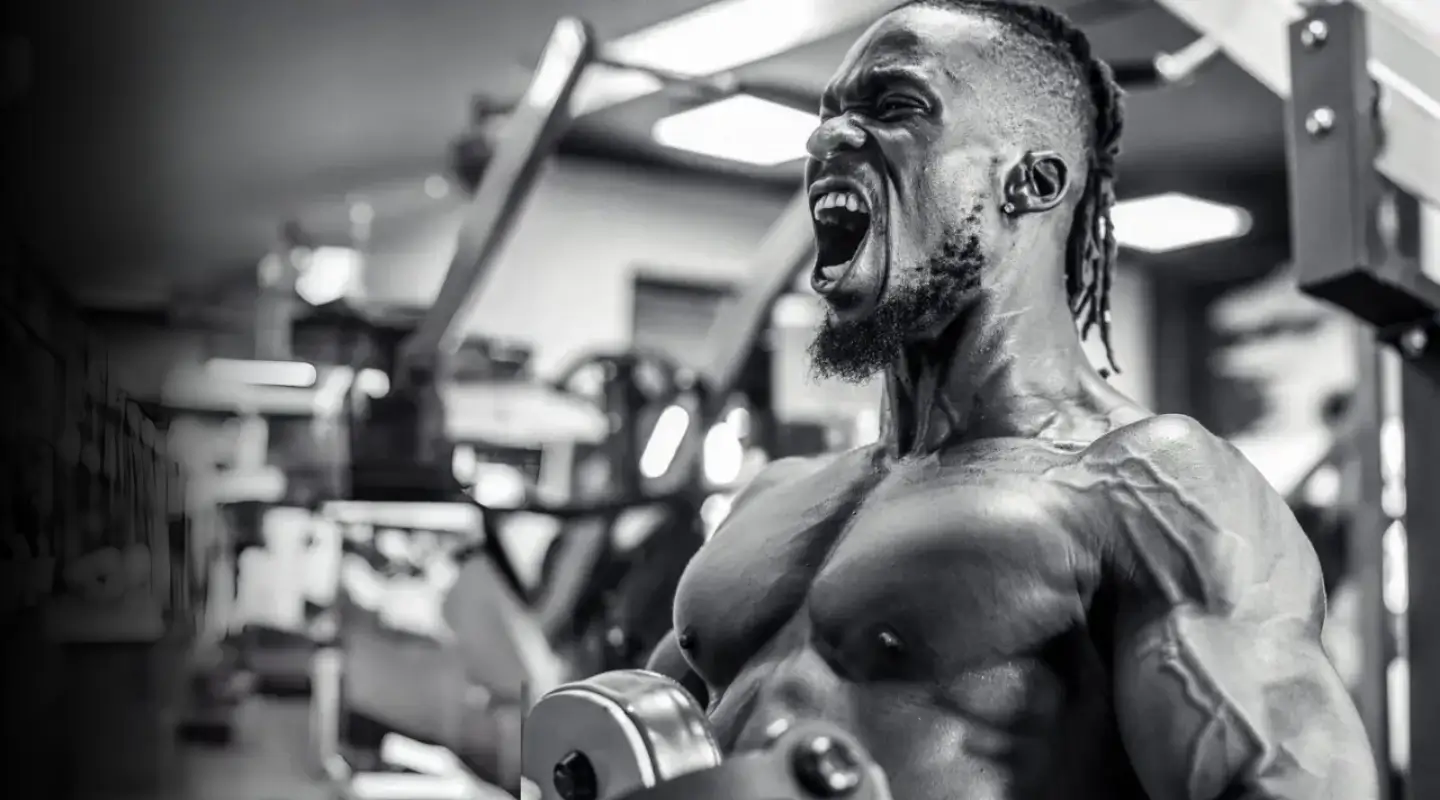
[522,670,891,800]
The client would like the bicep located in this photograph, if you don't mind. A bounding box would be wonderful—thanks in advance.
[1114,601,1377,800]
[1086,416,1377,799]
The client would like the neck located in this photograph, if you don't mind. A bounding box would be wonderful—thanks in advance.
[881,258,1103,456]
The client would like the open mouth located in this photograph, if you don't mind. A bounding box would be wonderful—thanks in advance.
[811,188,873,293]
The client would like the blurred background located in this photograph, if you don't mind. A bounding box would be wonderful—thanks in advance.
[1,0,1437,799]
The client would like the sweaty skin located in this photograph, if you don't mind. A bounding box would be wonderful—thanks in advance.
[651,6,1377,800]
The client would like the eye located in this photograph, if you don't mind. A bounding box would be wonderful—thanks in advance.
[875,95,923,120]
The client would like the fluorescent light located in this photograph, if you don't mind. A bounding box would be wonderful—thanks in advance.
[640,405,691,478]
[654,95,813,166]
[205,358,317,388]
[357,368,391,399]
[472,463,527,509]
[612,0,860,77]
[703,422,745,485]
[1383,520,1408,615]
[1110,193,1252,253]
[295,246,360,306]
[312,366,355,416]
[575,0,900,117]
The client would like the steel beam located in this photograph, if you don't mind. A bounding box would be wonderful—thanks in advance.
[648,191,814,492]
[1398,191,1440,800]
[1349,328,1395,794]
[400,19,595,377]
[1152,0,1440,210]
[1285,3,1440,343]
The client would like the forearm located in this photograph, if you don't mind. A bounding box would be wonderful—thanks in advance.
[1117,613,1378,800]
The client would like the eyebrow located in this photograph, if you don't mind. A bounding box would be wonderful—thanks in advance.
[822,64,938,109]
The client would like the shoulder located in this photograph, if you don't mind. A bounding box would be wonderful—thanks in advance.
[1076,414,1323,617]
[730,453,832,508]
[1080,413,1274,509]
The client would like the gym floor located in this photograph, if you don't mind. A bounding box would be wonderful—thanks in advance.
[175,700,331,800]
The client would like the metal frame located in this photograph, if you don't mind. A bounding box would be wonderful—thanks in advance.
[1275,4,1440,799]
[1151,1,1440,796]
[400,18,597,375]
[1152,0,1440,210]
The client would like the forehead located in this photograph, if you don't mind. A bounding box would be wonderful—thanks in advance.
[828,6,1002,91]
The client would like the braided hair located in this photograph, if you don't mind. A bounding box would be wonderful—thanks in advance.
[908,0,1125,373]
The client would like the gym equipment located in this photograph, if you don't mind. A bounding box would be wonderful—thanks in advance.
[327,14,814,797]
[523,671,891,800]
[1282,7,1438,800]
[1153,0,1440,210]
[1160,1,1440,797]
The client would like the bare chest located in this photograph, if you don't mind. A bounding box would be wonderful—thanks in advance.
[672,447,1104,690]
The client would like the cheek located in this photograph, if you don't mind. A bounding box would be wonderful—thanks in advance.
[913,150,993,219]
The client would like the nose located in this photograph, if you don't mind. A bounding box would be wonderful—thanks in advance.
[806,115,868,161]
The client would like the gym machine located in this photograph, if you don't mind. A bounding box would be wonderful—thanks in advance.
[325,17,821,798]
[1147,1,1439,798]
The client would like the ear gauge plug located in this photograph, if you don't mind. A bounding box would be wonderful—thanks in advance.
[1002,201,1017,215]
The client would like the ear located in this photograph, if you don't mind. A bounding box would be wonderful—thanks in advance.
[1002,150,1071,217]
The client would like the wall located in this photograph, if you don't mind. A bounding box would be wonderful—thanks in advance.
[362,157,794,378]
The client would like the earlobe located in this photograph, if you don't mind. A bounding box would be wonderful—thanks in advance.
[1002,150,1072,217]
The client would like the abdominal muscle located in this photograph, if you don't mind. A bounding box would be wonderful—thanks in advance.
[701,630,1140,800]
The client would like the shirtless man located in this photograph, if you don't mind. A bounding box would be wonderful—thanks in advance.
[645,2,1377,798]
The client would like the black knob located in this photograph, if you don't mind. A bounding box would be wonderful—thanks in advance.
[791,735,863,798]
[553,751,598,800]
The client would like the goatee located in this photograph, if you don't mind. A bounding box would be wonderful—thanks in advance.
[808,224,985,384]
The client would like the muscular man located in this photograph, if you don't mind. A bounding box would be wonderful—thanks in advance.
[647,2,1377,798]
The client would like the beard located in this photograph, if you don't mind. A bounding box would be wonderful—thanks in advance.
[808,218,986,385]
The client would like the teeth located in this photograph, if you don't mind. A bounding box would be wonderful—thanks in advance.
[811,190,870,221]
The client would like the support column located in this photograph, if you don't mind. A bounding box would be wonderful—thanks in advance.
[1401,200,1440,800]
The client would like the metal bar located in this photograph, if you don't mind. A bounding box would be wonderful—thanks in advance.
[1349,326,1395,794]
[1402,345,1440,800]
[1287,4,1440,333]
[400,19,595,376]
[1401,188,1440,800]
[647,191,814,492]
[1152,0,1440,210]
[701,191,815,402]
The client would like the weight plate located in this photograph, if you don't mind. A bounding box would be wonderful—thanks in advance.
[522,670,720,800]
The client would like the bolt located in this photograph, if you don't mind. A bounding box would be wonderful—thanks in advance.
[791,735,863,798]
[553,751,598,800]
[1306,107,1336,137]
[1300,19,1329,49]
[1400,326,1430,359]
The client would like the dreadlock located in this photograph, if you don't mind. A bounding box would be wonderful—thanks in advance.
[908,0,1126,374]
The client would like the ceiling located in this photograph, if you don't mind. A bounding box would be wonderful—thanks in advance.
[7,0,1293,304]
